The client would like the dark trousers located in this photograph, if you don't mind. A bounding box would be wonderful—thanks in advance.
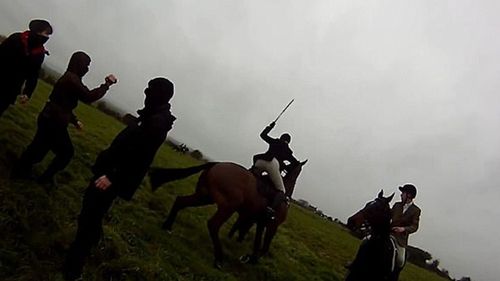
[64,183,117,279]
[18,116,74,178]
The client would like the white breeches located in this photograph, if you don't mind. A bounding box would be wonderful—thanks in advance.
[254,158,285,193]
[390,236,406,268]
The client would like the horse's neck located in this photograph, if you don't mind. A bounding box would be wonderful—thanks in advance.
[370,222,391,239]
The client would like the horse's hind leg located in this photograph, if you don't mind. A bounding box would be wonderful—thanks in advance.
[163,194,211,231]
[207,207,233,269]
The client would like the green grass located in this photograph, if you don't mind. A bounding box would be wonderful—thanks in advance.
[0,80,449,281]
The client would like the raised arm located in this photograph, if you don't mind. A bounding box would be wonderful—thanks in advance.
[260,122,276,143]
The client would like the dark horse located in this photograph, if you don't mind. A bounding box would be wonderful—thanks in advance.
[149,160,307,268]
[345,190,400,281]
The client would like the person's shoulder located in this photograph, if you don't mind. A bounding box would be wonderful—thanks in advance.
[1,32,22,45]
[411,203,421,213]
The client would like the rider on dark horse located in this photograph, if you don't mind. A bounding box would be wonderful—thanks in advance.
[252,121,299,220]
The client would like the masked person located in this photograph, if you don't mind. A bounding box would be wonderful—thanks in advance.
[11,51,117,185]
[253,121,299,219]
[62,77,176,281]
[0,19,53,117]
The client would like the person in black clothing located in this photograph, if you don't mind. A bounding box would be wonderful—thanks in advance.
[62,77,176,281]
[12,51,117,184]
[253,121,299,219]
[0,19,53,117]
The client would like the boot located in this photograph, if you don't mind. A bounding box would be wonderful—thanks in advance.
[266,192,286,221]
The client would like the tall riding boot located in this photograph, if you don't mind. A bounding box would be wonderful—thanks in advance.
[266,192,286,221]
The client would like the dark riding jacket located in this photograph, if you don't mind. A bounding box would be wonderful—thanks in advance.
[253,125,298,168]
[92,104,176,200]
[0,31,47,103]
[390,202,421,247]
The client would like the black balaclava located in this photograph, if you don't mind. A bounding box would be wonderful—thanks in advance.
[67,51,91,78]
[28,19,52,47]
[144,77,174,110]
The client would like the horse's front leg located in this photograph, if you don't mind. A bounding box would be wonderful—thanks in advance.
[240,220,265,264]
[207,208,233,269]
[261,222,278,255]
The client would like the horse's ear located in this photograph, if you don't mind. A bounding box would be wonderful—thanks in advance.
[386,192,395,203]
[300,159,308,166]
[378,189,384,199]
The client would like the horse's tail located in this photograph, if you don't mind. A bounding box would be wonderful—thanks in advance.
[149,162,218,192]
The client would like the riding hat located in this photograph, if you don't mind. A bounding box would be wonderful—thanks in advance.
[399,184,417,198]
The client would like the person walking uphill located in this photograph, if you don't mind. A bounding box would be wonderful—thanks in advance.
[0,19,53,117]
[62,77,176,281]
[11,51,117,185]
[253,121,299,219]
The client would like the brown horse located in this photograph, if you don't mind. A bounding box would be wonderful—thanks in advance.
[149,160,307,268]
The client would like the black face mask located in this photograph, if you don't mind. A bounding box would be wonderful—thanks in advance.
[28,33,49,47]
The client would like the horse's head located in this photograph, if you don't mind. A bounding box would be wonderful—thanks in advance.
[347,190,394,234]
[283,159,307,198]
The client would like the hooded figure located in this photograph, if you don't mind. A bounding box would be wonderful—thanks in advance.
[63,78,175,281]
[0,19,53,117]
[12,51,116,184]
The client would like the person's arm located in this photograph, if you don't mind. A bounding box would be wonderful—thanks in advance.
[22,56,43,99]
[260,122,276,143]
[76,74,117,103]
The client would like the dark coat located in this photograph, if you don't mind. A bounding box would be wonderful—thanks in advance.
[91,105,176,200]
[0,31,46,103]
[254,125,298,167]
[390,202,421,247]
[40,52,109,127]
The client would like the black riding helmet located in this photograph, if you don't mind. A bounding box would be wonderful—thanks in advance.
[399,184,417,198]
[280,133,291,144]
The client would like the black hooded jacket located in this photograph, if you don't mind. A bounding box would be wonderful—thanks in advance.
[0,31,47,103]
[40,51,109,126]
[91,78,176,200]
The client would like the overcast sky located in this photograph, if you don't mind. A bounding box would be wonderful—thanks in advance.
[2,1,499,280]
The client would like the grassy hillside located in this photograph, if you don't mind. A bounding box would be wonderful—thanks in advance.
[0,80,449,281]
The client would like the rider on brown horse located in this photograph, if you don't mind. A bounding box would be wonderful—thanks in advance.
[253,121,299,220]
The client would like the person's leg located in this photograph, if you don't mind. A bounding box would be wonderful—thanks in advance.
[254,158,285,220]
[395,244,406,268]
[39,126,74,184]
[63,183,116,280]
[254,158,285,192]
[12,117,52,179]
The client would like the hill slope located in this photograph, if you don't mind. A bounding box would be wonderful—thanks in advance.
[0,81,449,281]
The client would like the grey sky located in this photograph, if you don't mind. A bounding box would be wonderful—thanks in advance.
[1,1,499,280]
